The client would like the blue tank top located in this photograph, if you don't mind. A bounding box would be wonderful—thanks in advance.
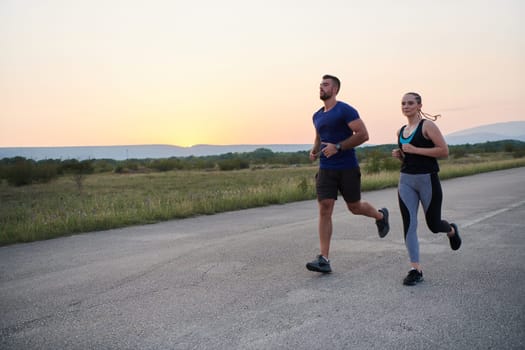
[313,101,360,169]
[398,119,440,174]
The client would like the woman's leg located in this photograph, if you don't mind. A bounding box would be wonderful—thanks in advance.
[421,173,461,250]
[398,173,421,269]
[421,173,452,234]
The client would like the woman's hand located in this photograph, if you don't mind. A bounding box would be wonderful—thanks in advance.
[401,143,417,154]
[392,148,404,160]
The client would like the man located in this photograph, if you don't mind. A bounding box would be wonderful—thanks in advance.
[306,74,389,273]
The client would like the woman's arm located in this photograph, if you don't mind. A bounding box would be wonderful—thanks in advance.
[392,128,404,160]
[401,121,449,158]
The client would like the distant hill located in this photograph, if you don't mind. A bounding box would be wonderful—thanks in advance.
[445,121,525,145]
[0,144,312,161]
[1,121,523,160]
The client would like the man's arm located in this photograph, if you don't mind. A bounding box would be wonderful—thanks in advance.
[322,118,369,157]
[341,118,369,149]
[310,131,321,161]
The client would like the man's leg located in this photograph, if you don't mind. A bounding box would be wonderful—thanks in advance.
[318,198,335,258]
[340,167,389,237]
[307,168,338,273]
[340,167,383,220]
[346,200,382,220]
[306,197,335,273]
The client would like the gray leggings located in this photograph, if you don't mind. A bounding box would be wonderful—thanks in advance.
[398,173,452,263]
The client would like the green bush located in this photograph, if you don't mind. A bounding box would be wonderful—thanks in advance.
[33,161,59,183]
[217,158,250,171]
[150,158,182,172]
[513,150,525,158]
[450,148,467,158]
[60,159,94,174]
[364,155,382,174]
[6,159,33,186]
[297,177,308,194]
[93,159,116,173]
[2,158,60,186]
[114,165,125,174]
[382,157,401,171]
[362,150,398,173]
[113,160,140,173]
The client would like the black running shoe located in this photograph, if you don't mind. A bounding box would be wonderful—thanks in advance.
[376,208,390,238]
[448,223,461,250]
[403,269,424,286]
[306,255,332,273]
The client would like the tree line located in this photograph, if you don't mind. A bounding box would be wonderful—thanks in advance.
[1,140,524,187]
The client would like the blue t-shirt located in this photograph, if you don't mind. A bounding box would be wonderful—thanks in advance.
[312,101,360,169]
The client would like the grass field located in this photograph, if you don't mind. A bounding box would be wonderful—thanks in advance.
[1,155,524,246]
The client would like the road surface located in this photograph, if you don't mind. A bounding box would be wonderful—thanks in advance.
[1,168,524,349]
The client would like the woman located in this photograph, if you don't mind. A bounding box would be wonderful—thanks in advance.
[392,92,461,286]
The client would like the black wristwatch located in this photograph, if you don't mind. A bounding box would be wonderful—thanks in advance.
[336,143,342,152]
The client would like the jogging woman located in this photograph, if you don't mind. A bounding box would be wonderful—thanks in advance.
[392,92,462,286]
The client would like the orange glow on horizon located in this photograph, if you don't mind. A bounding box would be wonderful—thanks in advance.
[1,1,523,147]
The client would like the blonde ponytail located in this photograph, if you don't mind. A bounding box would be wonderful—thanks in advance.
[419,111,441,121]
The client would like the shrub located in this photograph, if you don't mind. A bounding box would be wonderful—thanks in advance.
[150,159,181,172]
[6,159,33,186]
[297,177,308,194]
[450,148,467,159]
[361,149,401,173]
[364,155,382,174]
[33,161,59,183]
[114,165,125,174]
[513,149,525,158]
[217,158,250,171]
[382,157,401,171]
[93,159,116,173]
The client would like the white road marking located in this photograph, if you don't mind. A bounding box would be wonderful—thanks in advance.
[462,200,525,228]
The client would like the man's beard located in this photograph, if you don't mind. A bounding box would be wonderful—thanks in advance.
[320,91,332,101]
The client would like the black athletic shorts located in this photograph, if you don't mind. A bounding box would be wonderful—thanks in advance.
[315,167,361,203]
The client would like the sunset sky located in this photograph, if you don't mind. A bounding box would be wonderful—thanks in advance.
[1,0,523,147]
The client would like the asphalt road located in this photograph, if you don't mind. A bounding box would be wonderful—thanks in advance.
[1,168,524,350]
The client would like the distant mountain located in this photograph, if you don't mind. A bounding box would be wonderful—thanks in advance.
[1,121,523,160]
[0,144,312,161]
[444,121,525,145]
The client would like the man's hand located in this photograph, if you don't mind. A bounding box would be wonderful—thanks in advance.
[309,149,319,161]
[321,142,338,158]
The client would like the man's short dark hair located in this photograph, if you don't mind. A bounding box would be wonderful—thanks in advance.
[323,74,340,93]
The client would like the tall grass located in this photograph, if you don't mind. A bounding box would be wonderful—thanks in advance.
[1,158,524,245]
[0,168,317,244]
